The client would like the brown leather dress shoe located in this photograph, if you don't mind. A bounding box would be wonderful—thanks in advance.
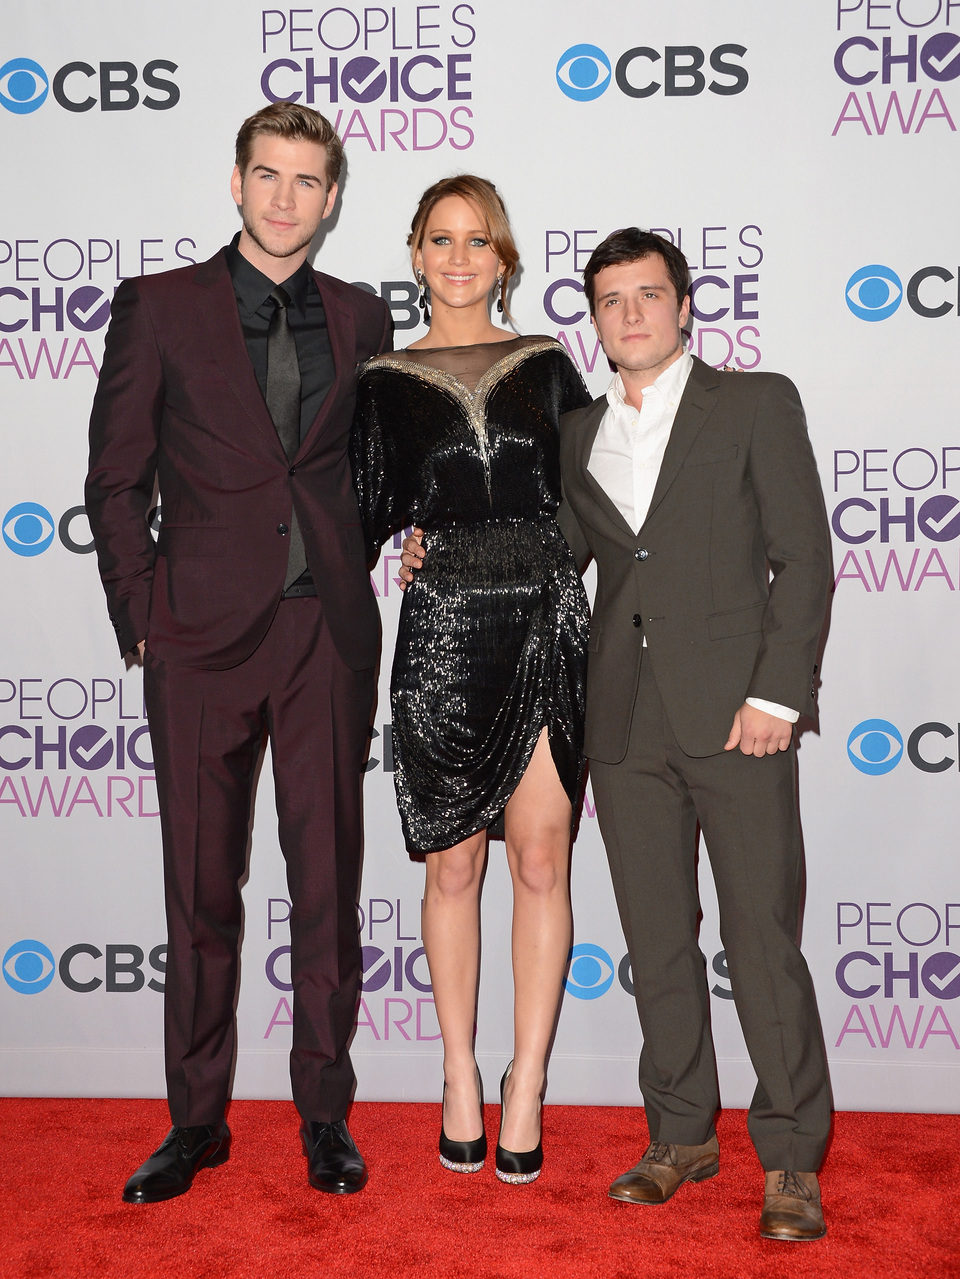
[759,1170,826,1241]
[608,1136,720,1205]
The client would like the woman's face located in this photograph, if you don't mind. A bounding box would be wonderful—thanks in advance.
[414,194,504,317]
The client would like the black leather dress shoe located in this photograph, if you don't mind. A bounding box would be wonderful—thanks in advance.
[300,1119,368,1194]
[122,1122,231,1204]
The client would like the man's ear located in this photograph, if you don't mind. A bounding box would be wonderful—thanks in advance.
[322,181,339,220]
[230,164,243,208]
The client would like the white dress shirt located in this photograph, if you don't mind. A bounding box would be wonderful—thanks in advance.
[587,353,797,725]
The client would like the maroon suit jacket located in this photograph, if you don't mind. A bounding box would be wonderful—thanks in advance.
[86,248,392,670]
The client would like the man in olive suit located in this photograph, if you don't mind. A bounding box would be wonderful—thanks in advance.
[557,228,832,1242]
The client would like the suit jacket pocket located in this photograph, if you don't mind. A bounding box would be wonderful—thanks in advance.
[683,443,739,468]
[156,525,232,558]
[707,601,766,639]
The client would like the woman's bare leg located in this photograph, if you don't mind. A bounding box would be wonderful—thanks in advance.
[422,831,487,1140]
[499,729,573,1153]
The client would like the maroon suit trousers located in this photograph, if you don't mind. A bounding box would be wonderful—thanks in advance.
[143,597,375,1125]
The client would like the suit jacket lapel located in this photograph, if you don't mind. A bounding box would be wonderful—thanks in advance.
[641,356,719,529]
[299,271,355,456]
[194,251,280,448]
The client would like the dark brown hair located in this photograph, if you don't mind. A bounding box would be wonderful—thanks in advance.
[235,102,345,186]
[583,228,691,315]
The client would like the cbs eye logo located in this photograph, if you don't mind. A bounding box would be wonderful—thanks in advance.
[2,502,56,557]
[556,45,612,101]
[0,58,48,113]
[3,940,56,993]
[845,265,903,322]
[847,719,904,775]
[564,942,615,999]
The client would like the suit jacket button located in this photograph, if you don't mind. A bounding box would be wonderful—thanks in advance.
[632,614,642,628]
[634,547,649,561]
[277,523,289,536]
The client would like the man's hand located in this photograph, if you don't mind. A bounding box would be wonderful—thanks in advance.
[136,640,145,660]
[724,703,792,756]
[398,527,425,589]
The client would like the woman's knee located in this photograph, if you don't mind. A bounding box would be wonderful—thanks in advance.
[508,837,569,896]
[425,840,485,899]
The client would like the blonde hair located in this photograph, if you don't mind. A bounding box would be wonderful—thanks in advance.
[407,175,519,317]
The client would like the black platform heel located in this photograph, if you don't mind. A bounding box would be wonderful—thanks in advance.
[438,1068,486,1173]
[495,1063,542,1185]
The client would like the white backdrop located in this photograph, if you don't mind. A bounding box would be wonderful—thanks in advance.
[2,1,958,1114]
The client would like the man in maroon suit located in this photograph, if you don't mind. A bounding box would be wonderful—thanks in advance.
[86,102,391,1202]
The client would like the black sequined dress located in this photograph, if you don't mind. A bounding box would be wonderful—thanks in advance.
[351,336,592,853]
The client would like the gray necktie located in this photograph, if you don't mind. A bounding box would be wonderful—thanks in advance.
[266,287,307,589]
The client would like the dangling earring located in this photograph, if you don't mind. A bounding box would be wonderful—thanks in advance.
[495,273,504,316]
[416,269,430,324]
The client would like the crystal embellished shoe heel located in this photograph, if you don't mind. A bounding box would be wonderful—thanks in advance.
[438,1069,486,1173]
[495,1063,543,1185]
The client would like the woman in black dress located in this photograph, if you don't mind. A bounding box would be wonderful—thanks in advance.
[351,176,590,1184]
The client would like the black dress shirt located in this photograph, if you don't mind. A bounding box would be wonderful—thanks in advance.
[226,235,335,595]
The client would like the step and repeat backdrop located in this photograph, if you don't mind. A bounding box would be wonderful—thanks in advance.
[2,2,958,1113]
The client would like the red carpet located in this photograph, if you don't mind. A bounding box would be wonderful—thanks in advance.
[3,1099,958,1278]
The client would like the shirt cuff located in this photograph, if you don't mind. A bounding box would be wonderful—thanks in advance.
[745,697,799,724]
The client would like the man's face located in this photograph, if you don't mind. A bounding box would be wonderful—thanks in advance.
[590,254,691,386]
[230,134,337,280]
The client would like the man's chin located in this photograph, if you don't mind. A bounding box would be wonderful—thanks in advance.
[261,237,313,260]
[244,224,314,262]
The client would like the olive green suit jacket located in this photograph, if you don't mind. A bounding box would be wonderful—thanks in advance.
[558,356,832,764]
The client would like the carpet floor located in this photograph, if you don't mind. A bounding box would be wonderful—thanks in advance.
[3,1099,958,1278]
